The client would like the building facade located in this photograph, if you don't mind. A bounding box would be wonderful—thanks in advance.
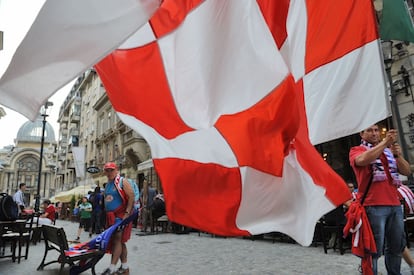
[55,69,160,194]
[0,116,57,205]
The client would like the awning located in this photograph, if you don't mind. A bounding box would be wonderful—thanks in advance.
[53,185,93,203]
[137,159,153,172]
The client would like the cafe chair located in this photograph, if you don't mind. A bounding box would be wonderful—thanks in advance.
[0,220,23,262]
[319,206,348,255]
[17,213,36,262]
[31,212,42,244]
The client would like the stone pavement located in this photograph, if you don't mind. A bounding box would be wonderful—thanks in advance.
[0,219,412,275]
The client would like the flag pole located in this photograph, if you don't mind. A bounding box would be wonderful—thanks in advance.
[382,40,410,161]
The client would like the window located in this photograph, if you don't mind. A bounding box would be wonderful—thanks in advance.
[100,116,105,135]
[107,111,112,129]
[106,143,110,161]
[70,103,81,116]
[71,136,79,146]
[30,126,43,137]
[410,134,414,144]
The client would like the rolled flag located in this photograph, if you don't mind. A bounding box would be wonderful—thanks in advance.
[66,210,138,275]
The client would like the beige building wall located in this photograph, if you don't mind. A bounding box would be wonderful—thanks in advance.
[56,69,154,194]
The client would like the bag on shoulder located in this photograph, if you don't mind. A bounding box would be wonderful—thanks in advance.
[0,193,19,221]
[128,179,140,210]
[115,177,140,210]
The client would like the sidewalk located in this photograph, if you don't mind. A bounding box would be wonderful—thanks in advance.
[0,219,412,274]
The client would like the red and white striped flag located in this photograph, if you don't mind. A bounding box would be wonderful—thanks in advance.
[0,0,389,245]
[95,0,388,245]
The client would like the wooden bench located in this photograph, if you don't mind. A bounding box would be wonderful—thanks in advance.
[37,224,104,275]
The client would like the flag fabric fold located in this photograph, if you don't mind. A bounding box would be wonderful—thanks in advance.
[95,0,387,245]
[0,0,389,246]
[0,0,161,121]
[72,147,86,179]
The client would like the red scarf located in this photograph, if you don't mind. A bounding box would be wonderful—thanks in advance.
[343,201,376,275]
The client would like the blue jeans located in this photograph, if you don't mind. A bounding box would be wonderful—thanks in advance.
[365,205,405,275]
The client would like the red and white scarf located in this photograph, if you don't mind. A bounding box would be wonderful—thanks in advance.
[361,140,401,187]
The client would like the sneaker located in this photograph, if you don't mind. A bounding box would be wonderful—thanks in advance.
[116,267,130,275]
[101,268,116,275]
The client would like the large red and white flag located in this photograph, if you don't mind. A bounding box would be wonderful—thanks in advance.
[95,0,388,245]
[0,0,388,245]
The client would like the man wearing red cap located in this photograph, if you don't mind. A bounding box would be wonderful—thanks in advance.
[101,162,134,275]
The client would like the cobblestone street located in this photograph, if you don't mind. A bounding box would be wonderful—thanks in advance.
[0,219,412,275]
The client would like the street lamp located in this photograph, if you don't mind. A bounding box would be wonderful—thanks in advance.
[0,164,3,193]
[35,101,53,212]
[381,40,410,161]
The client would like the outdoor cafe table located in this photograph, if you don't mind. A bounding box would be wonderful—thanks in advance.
[0,219,27,262]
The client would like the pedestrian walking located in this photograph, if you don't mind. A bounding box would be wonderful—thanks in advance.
[101,162,134,275]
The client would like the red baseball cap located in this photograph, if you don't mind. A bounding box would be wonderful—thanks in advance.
[103,162,117,170]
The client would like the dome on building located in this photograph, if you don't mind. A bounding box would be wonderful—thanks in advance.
[16,116,56,143]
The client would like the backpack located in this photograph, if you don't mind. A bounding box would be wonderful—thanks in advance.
[114,177,140,211]
[0,193,19,221]
[128,179,140,210]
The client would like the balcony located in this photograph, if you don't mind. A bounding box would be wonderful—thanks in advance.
[59,140,68,148]
[70,112,80,122]
[59,115,69,123]
[69,129,80,137]
[60,128,68,136]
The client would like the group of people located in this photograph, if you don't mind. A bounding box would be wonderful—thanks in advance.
[11,162,138,275]
[10,123,414,275]
[138,179,165,233]
[98,161,171,275]
[75,186,104,241]
[349,123,412,274]
[95,123,414,275]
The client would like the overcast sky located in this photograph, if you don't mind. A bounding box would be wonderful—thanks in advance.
[0,0,72,147]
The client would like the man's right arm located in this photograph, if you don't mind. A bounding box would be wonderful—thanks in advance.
[355,140,388,167]
[355,133,395,167]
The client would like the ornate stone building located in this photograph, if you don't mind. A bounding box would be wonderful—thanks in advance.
[55,69,158,194]
[0,115,57,205]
